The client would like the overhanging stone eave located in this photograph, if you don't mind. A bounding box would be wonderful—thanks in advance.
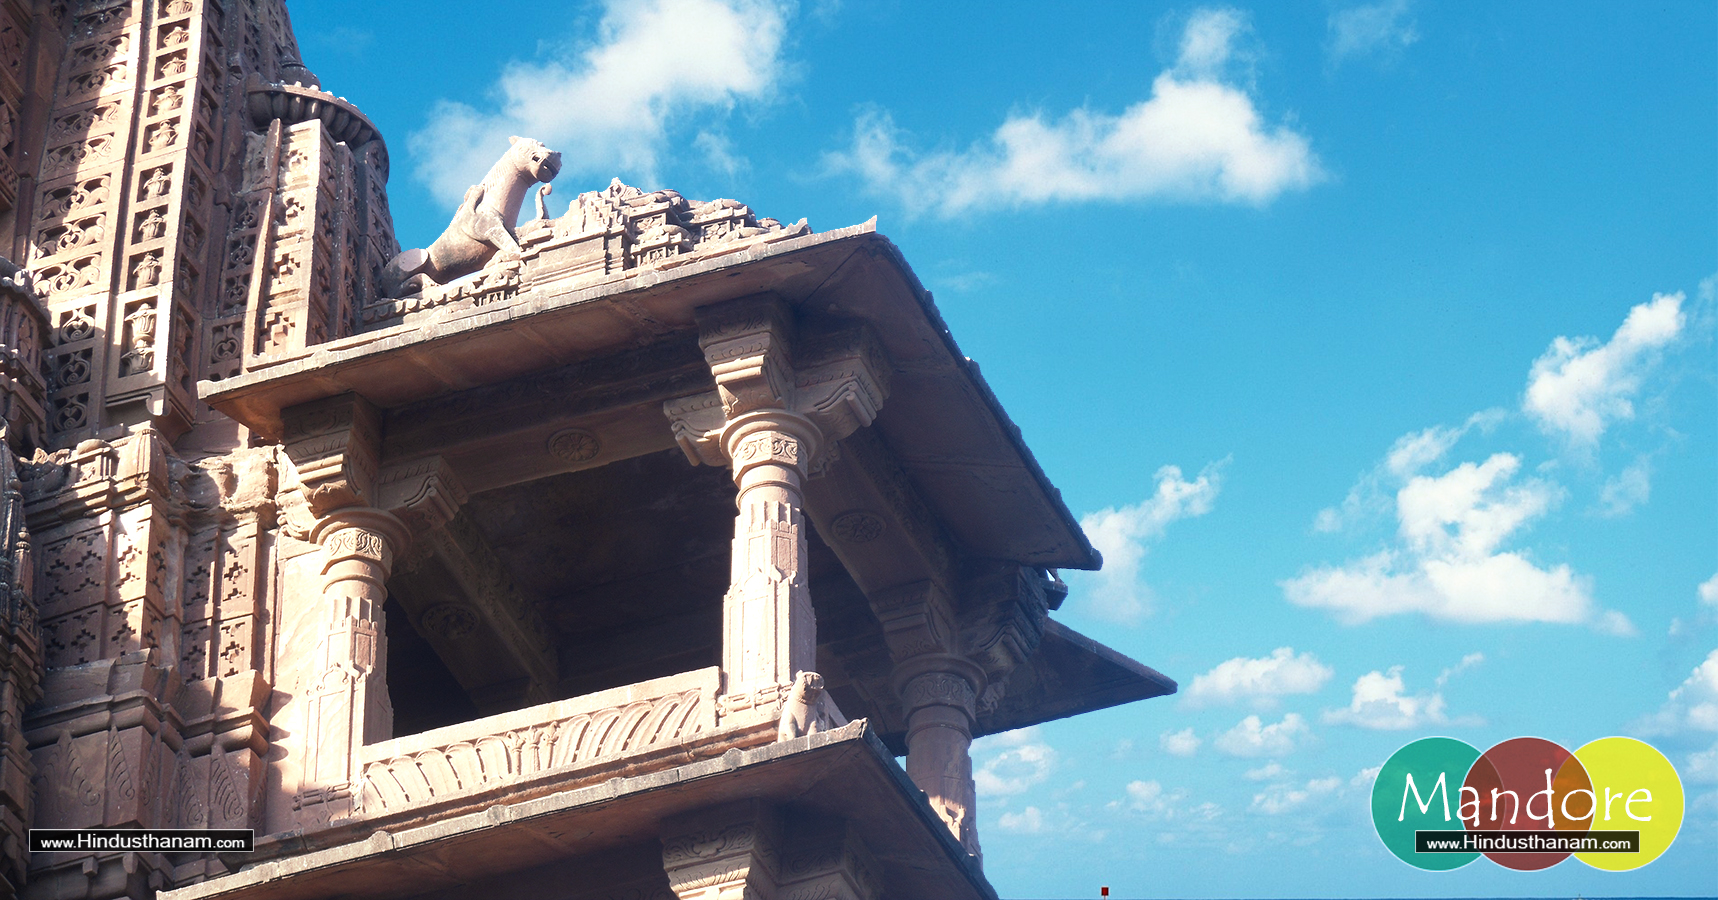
[872,619,1177,755]
[160,721,996,900]
[198,215,1099,570]
[863,237,1103,572]
[197,221,881,439]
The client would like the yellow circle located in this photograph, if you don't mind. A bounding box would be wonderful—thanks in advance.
[1572,737,1684,871]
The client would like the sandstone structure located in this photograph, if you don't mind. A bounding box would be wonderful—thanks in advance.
[0,2,1174,899]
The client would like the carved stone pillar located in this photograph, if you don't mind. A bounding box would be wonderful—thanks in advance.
[660,800,783,900]
[296,507,406,822]
[900,664,983,861]
[720,411,819,704]
[279,393,406,822]
[664,298,891,729]
[867,580,984,859]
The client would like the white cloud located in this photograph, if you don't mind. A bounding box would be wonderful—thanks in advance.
[1245,762,1288,781]
[1075,460,1226,623]
[1314,410,1504,533]
[1639,649,1718,735]
[1186,647,1334,708]
[1524,292,1686,447]
[1160,727,1202,757]
[998,805,1044,833]
[692,130,746,178]
[1287,453,1624,630]
[1323,666,1448,730]
[1687,740,1718,785]
[1214,713,1309,758]
[1699,575,1718,609]
[409,0,790,206]
[973,731,1058,797]
[1251,776,1341,815]
[1434,652,1484,687]
[1351,764,1382,787]
[826,9,1319,217]
[1326,0,1418,65]
[1597,456,1653,517]
[1122,779,1186,816]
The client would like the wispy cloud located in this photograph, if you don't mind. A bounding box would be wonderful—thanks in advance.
[1523,292,1686,448]
[1637,649,1718,735]
[1251,776,1341,815]
[1313,410,1504,533]
[1185,647,1334,708]
[1326,0,1418,67]
[1160,727,1202,757]
[1074,460,1226,623]
[1434,652,1484,688]
[1213,713,1310,758]
[1245,762,1288,781]
[1122,779,1185,816]
[408,0,791,206]
[1297,290,1699,632]
[1597,456,1653,517]
[826,8,1320,217]
[1323,664,1474,730]
[973,727,1058,797]
[998,805,1045,833]
[1288,452,1630,632]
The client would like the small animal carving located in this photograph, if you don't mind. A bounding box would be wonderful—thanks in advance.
[778,671,828,742]
[381,136,561,296]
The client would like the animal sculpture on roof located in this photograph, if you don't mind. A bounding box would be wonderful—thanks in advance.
[381,136,561,297]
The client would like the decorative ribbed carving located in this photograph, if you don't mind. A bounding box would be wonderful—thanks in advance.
[357,668,717,814]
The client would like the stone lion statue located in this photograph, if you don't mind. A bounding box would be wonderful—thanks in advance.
[381,136,562,296]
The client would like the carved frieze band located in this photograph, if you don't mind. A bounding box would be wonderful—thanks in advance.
[357,668,718,815]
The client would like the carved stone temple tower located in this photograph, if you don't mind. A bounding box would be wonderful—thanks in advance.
[0,3,1175,899]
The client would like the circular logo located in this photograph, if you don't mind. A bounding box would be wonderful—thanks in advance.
[1372,737,1482,870]
[1463,737,1592,871]
[1371,735,1684,873]
[1572,737,1684,871]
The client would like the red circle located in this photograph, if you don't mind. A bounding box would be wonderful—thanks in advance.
[1461,737,1593,871]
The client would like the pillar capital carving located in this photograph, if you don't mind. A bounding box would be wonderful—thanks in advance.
[900,669,980,723]
[661,800,784,900]
[666,306,890,472]
[309,507,410,573]
[722,410,821,481]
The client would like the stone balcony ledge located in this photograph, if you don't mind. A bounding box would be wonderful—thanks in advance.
[165,719,997,900]
[356,666,721,819]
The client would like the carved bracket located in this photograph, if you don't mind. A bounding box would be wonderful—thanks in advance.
[665,314,892,472]
[377,454,468,537]
[281,393,381,517]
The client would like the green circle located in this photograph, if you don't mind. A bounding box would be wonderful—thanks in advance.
[1573,737,1684,871]
[1372,737,1483,870]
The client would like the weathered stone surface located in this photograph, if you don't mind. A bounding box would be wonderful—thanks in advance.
[0,2,1176,898]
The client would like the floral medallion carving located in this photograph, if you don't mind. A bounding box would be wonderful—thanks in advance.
[418,603,478,639]
[829,510,884,544]
[547,427,600,464]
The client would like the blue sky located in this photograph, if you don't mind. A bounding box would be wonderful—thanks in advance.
[287,1,1716,895]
